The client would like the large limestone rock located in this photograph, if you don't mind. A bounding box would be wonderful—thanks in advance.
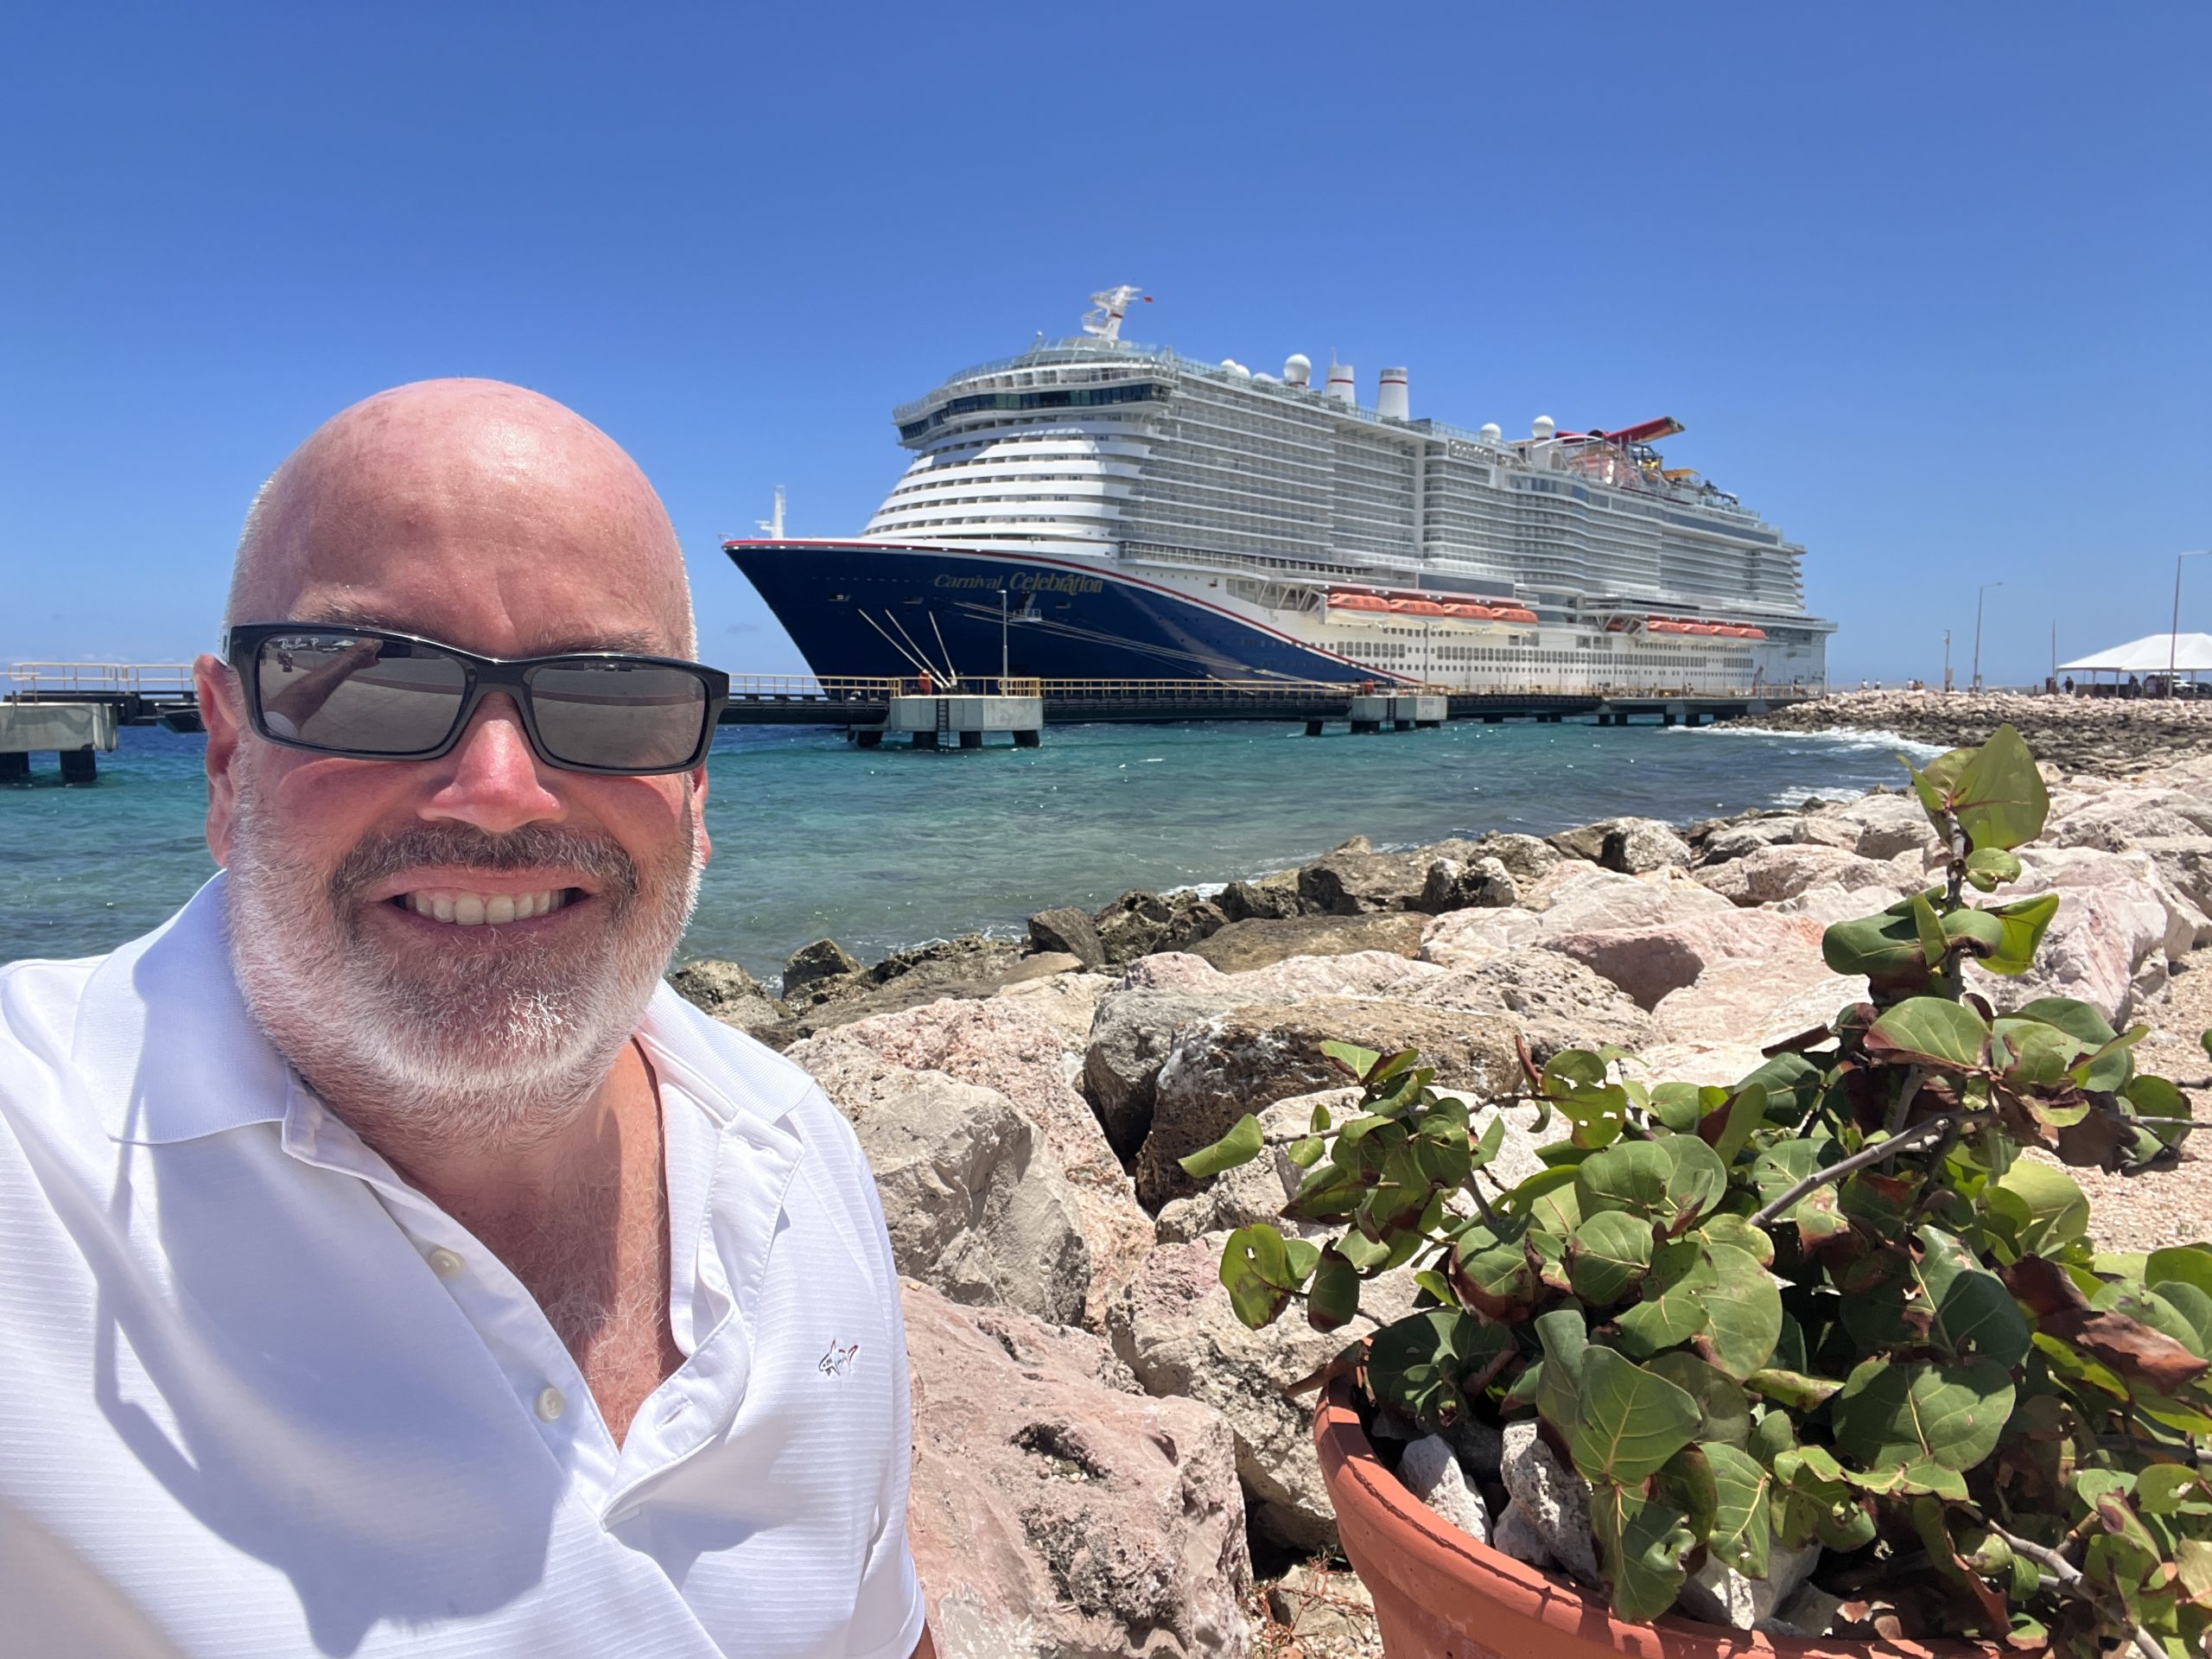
[1416,906,1544,970]
[1827,792,1939,860]
[1600,818,1694,874]
[1460,831,1566,887]
[793,1040,1090,1325]
[903,1282,1251,1659]
[1419,868,1732,974]
[1125,948,1442,1003]
[1542,911,1829,1009]
[988,969,1116,1052]
[1154,1089,1353,1244]
[1694,843,1920,908]
[1083,988,1238,1160]
[1187,912,1427,973]
[1499,1421,1598,1585]
[1697,814,1862,864]
[1217,871,1303,923]
[1397,1435,1492,1544]
[1395,953,1661,1060]
[1421,855,1518,913]
[1108,1233,1420,1552]
[799,997,1155,1326]
[782,937,863,997]
[1653,954,1869,1047]
[1968,881,2173,1024]
[1139,1000,1522,1211]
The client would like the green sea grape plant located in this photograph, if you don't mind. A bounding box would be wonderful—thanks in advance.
[1181,726,2212,1656]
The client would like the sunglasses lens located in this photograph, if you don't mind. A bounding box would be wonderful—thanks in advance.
[254,633,467,754]
[528,662,709,771]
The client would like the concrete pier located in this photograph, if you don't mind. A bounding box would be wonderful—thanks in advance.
[0,702,118,784]
[1334,693,1450,735]
[874,694,1043,751]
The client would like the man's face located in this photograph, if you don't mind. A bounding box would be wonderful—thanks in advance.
[198,386,712,1143]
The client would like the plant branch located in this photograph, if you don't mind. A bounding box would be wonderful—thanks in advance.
[1885,1067,1927,1137]
[1988,1525,2164,1659]
[1748,1112,1979,1229]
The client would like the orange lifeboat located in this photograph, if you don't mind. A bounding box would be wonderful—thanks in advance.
[1738,626,1767,641]
[1331,592,1392,613]
[1496,607,1539,624]
[1439,603,1486,620]
[1647,619,1687,635]
[1390,599,1451,617]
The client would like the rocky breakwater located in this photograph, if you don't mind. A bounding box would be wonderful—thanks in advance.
[1727,687,2212,775]
[667,758,2212,1655]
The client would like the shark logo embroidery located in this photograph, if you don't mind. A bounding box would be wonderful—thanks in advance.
[818,1340,861,1378]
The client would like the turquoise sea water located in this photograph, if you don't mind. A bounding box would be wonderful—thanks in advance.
[1,720,1931,978]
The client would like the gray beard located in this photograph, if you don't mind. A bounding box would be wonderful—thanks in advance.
[223,780,702,1158]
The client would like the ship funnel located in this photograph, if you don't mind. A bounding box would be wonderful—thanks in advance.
[1283,353,1311,387]
[1376,367,1409,421]
[1531,415,1556,439]
[1325,357,1357,404]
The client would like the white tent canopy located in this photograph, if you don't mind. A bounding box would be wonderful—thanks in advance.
[2057,632,2212,675]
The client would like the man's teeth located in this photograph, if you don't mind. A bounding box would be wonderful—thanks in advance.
[400,888,571,925]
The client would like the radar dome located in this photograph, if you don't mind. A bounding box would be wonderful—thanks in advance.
[1478,423,1503,442]
[1531,415,1556,439]
[1283,353,1312,387]
[1220,359,1252,378]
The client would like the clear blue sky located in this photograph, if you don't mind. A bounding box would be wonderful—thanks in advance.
[4,3,2206,688]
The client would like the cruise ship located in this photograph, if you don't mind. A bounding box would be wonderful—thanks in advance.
[726,288,1832,692]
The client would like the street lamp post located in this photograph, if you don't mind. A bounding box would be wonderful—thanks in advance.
[1972,582,2002,693]
[2171,551,2211,697]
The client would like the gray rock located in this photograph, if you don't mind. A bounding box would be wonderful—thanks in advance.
[1694,843,1913,907]
[870,933,1025,989]
[666,958,785,1034]
[1548,821,1615,864]
[1676,1541,1821,1631]
[1420,855,1517,913]
[1218,872,1303,923]
[1396,1435,1492,1544]
[1600,819,1694,874]
[1108,1232,1421,1552]
[1444,1416,1504,1480]
[1188,912,1428,974]
[1092,888,1226,965]
[1139,998,1522,1211]
[999,950,1083,986]
[1492,1501,1557,1573]
[1761,1581,1845,1639]
[1499,1421,1599,1586]
[1154,1090,1353,1244]
[1300,837,1487,915]
[1028,906,1106,971]
[1082,988,1236,1160]
[791,1040,1090,1325]
[1828,792,1937,860]
[1462,832,1564,888]
[782,937,863,997]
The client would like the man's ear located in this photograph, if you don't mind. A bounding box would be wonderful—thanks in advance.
[690,761,712,868]
[196,653,244,867]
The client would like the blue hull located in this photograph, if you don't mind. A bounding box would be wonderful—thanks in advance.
[726,542,1386,683]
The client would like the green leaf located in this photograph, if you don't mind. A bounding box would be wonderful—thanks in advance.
[1575,1139,1673,1219]
[1365,1309,1515,1427]
[1976,892,2062,976]
[1655,1134,1728,1227]
[1570,1345,1703,1483]
[1699,1213,1775,1268]
[1912,1226,2032,1368]
[1179,1114,1265,1179]
[1589,1482,1696,1623]
[1696,1242,1784,1380]
[1907,744,1975,839]
[1701,1441,1774,1578]
[1864,996,1991,1071]
[1738,1052,1826,1121]
[1911,892,1948,968]
[1219,1224,1294,1328]
[1654,1443,1719,1543]
[1751,1138,1848,1243]
[1949,725,2050,852]
[1615,1238,1717,1356]
[1568,1211,1656,1306]
[2148,1245,2212,1300]
[1282,1237,1320,1284]
[1993,1160,2091,1254]
[1830,1356,2016,1474]
[1964,847,2024,892]
[2013,995,2125,1087]
[1993,1017,2093,1088]
[1319,1039,1382,1080]
[1645,1351,1752,1446]
[1306,1248,1361,1332]
[1649,1082,1708,1134]
[1822,908,1937,994]
[1745,1368,1842,1410]
[1534,1306,1588,1442]
[1703,1082,1768,1169]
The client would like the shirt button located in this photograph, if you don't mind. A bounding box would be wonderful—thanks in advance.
[535,1386,566,1422]
[426,1248,464,1279]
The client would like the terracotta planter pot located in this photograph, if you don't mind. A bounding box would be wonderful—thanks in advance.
[1313,1379,2005,1659]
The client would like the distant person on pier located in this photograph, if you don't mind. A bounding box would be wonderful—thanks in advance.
[0,380,934,1659]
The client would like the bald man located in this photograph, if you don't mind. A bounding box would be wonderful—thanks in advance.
[0,381,933,1659]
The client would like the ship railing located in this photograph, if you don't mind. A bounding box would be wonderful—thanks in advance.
[6,662,198,698]
[720,675,1816,705]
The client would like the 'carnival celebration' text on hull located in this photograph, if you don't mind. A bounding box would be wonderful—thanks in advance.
[726,288,1833,692]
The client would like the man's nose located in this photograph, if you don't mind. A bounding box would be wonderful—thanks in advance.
[417,693,564,833]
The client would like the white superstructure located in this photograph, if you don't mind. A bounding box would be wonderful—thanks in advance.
[735,288,1831,693]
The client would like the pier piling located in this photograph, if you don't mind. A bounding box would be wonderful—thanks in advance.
[0,702,117,785]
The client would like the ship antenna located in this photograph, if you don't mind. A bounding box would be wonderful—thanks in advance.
[755,485,785,539]
[1080,285,1143,343]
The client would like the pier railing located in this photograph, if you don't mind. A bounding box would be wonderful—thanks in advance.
[7,663,197,697]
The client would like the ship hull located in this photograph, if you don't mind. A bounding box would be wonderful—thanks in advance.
[728,541,1392,684]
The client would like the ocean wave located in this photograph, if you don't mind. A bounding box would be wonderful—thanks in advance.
[1673,723,1948,760]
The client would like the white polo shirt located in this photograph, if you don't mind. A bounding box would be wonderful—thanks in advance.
[0,877,925,1659]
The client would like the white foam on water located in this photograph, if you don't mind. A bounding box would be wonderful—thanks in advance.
[1673,722,1948,760]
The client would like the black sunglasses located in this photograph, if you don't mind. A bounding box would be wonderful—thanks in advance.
[223,624,729,776]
